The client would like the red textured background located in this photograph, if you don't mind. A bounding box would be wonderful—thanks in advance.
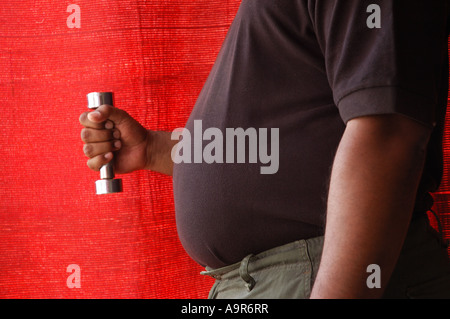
[0,1,448,299]
[0,0,240,299]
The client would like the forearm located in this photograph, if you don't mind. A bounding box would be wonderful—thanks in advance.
[146,130,178,176]
[310,115,430,299]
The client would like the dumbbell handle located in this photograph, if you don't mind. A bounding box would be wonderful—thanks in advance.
[86,92,123,195]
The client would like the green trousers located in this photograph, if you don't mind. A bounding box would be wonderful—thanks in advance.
[201,215,450,299]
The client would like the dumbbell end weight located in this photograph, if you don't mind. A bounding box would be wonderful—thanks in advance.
[95,179,123,195]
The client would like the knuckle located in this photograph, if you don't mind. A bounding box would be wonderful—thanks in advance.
[87,159,93,169]
[83,144,93,157]
[79,112,88,125]
[89,154,111,171]
[112,129,120,139]
[104,120,114,130]
[80,128,89,142]
[87,159,99,171]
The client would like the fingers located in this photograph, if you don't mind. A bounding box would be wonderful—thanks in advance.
[81,127,120,143]
[81,104,127,124]
[79,104,132,171]
[79,111,114,130]
[83,140,121,159]
[87,152,113,171]
[83,139,122,171]
[80,122,121,171]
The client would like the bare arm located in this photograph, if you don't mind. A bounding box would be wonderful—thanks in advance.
[310,114,431,298]
[145,130,178,176]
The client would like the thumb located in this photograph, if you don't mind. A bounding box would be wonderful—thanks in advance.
[87,104,126,124]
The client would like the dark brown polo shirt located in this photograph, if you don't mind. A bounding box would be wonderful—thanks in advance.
[173,0,449,268]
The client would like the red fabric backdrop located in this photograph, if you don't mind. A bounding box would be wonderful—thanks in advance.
[0,0,240,299]
[0,0,448,299]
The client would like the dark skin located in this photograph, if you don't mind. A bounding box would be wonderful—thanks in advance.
[79,104,176,176]
[310,114,430,298]
[80,105,431,298]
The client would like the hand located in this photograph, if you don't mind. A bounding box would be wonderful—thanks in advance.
[79,104,150,174]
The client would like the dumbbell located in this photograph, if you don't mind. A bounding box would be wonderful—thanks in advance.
[86,92,123,195]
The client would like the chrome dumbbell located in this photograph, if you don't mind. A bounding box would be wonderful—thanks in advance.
[86,92,123,195]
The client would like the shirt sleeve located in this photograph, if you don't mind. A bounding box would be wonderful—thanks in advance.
[311,0,449,127]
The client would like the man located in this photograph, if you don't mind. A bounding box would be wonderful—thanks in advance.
[80,0,450,298]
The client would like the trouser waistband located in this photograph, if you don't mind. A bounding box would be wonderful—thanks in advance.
[201,236,324,290]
